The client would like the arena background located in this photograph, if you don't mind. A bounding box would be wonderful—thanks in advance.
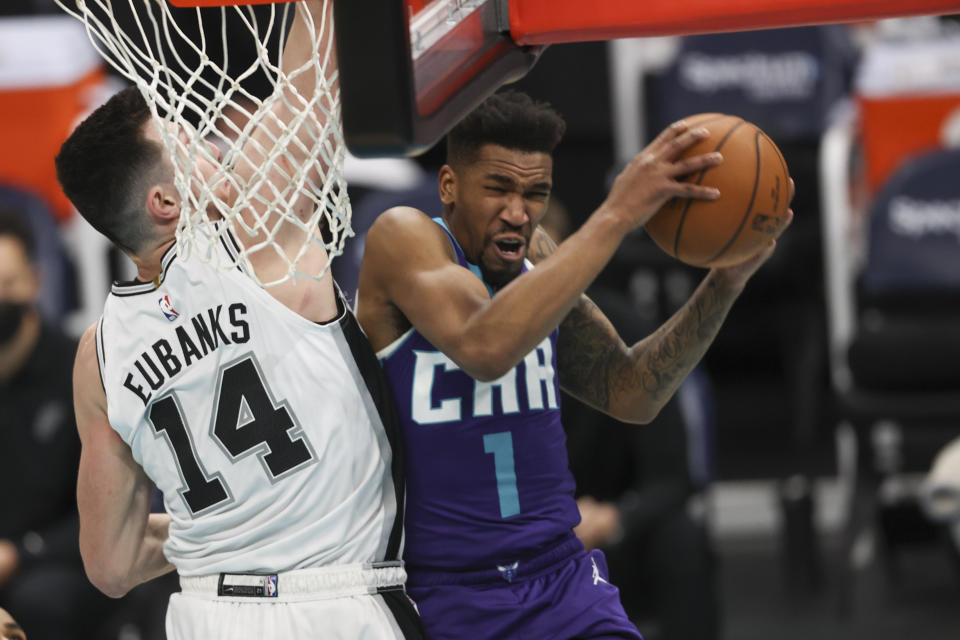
[1,2,960,638]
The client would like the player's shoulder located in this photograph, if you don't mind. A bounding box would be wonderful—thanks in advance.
[368,206,437,234]
[365,206,449,255]
[76,322,98,358]
[73,324,109,430]
[73,322,104,392]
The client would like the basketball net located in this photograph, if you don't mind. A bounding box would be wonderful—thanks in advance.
[55,0,350,288]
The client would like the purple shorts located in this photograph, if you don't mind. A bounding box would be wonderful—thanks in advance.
[406,536,642,640]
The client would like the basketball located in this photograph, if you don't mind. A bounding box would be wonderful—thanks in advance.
[644,113,791,268]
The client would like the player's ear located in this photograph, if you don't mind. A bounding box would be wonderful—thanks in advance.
[145,183,181,224]
[438,164,457,206]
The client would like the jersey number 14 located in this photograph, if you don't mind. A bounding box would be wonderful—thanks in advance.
[148,356,315,514]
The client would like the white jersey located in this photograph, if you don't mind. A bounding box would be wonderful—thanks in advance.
[95,230,404,576]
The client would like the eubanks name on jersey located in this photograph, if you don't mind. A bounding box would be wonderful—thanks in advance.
[121,301,250,407]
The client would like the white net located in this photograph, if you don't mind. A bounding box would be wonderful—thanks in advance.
[55,0,350,287]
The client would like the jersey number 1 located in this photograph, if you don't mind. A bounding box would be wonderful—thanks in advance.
[483,431,520,518]
[148,356,314,514]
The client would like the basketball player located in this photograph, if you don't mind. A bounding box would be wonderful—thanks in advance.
[54,2,424,638]
[356,91,792,639]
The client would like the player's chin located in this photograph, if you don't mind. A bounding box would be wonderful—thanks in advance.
[481,257,524,288]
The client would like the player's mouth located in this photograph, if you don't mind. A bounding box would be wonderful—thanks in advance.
[493,235,526,262]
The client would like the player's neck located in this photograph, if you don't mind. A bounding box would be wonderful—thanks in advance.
[0,309,40,384]
[132,238,177,285]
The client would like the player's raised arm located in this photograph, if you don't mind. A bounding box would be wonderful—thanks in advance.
[242,0,336,173]
[533,202,792,423]
[232,0,339,260]
[359,116,721,381]
[73,325,174,598]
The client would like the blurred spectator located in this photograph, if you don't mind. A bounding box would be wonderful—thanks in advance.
[0,607,26,640]
[0,206,117,638]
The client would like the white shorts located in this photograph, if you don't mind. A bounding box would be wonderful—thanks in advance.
[166,563,425,640]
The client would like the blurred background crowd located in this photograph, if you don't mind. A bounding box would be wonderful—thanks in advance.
[1,1,960,638]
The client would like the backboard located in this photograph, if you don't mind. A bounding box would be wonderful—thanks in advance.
[335,0,960,157]
[334,0,543,157]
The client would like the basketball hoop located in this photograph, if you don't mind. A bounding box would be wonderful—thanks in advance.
[55,0,349,288]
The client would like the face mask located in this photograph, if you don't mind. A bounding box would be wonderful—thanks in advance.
[0,302,28,345]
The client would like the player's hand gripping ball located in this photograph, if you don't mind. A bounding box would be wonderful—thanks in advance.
[645,113,791,268]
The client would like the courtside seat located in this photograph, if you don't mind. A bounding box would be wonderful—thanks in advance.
[846,149,960,395]
[821,134,960,613]
[819,31,960,614]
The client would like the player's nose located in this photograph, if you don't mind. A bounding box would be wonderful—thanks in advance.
[500,194,528,225]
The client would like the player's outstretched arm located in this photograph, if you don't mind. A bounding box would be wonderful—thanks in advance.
[232,1,337,258]
[359,123,722,381]
[360,205,631,380]
[73,326,175,598]
[555,268,743,424]
[545,206,792,424]
[243,0,336,178]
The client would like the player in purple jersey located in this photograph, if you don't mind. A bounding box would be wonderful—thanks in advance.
[356,91,793,639]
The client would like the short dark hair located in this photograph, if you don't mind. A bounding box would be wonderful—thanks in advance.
[446,90,566,167]
[0,206,35,261]
[55,85,167,254]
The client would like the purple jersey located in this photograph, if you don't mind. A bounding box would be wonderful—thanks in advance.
[378,218,580,573]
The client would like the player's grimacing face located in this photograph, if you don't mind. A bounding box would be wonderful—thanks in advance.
[451,144,553,287]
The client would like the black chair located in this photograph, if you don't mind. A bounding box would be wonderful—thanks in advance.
[820,144,960,614]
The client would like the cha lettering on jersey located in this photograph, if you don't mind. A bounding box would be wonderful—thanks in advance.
[411,337,558,424]
[122,303,250,406]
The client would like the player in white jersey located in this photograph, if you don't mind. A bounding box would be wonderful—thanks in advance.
[53,2,425,638]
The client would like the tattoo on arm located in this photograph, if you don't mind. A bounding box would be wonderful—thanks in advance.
[534,219,738,417]
[557,295,625,412]
[636,277,732,403]
[559,276,738,419]
[528,226,558,264]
